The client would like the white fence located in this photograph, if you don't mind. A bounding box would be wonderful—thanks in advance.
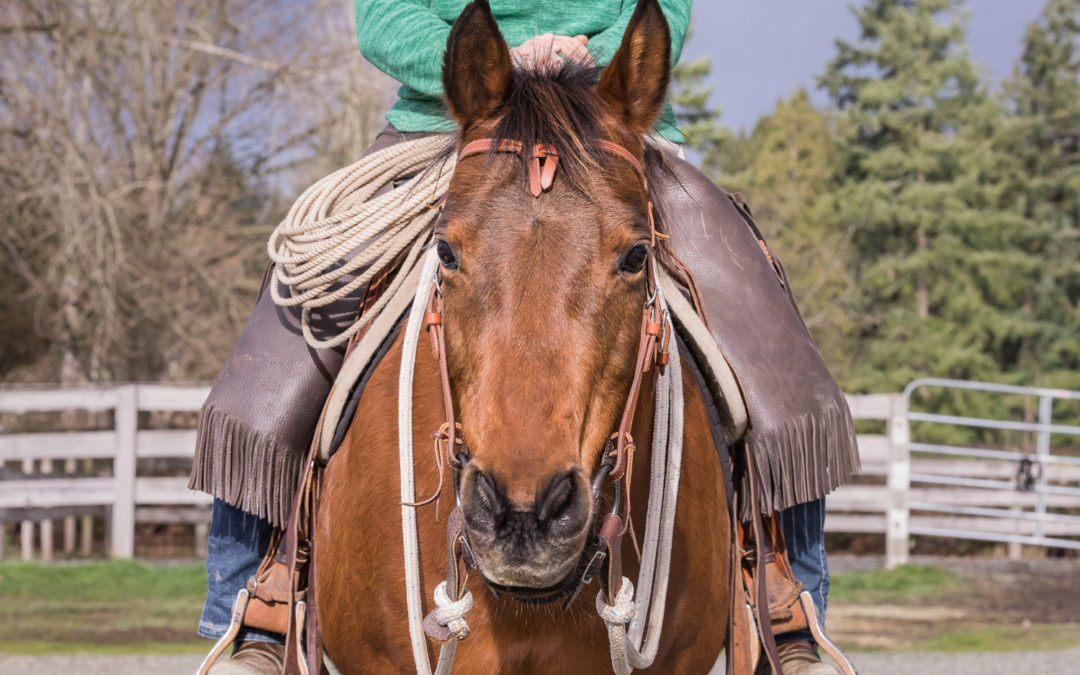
[2,385,1079,566]
[0,385,212,560]
[831,388,1080,568]
[829,393,914,567]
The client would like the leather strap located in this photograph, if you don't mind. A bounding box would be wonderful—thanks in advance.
[736,439,784,674]
[597,513,625,603]
[283,408,327,675]
[727,492,755,675]
[456,137,650,195]
[604,256,668,538]
[423,507,472,642]
[424,283,466,474]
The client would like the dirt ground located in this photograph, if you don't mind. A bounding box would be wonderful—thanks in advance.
[827,555,1080,651]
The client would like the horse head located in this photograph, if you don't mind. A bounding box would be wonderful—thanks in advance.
[437,0,671,594]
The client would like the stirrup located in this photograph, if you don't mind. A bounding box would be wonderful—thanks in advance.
[799,592,858,675]
[294,600,309,675]
[196,588,250,675]
[746,603,761,673]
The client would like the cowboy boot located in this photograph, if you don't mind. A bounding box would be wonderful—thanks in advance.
[208,641,285,675]
[777,640,842,675]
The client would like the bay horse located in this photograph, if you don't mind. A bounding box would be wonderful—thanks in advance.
[315,0,731,671]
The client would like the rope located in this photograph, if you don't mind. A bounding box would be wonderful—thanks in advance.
[434,582,474,640]
[397,249,457,675]
[598,280,686,674]
[269,135,455,349]
[597,579,637,675]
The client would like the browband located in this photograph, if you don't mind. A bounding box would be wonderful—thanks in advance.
[457,138,650,198]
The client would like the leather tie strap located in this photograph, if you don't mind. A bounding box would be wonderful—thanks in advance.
[456,137,650,197]
[424,282,464,472]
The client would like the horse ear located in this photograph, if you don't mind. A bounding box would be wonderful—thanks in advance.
[597,0,671,135]
[442,0,513,129]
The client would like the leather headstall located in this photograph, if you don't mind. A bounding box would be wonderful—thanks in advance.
[419,136,672,615]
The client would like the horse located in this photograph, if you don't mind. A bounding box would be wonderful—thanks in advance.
[314,1,732,671]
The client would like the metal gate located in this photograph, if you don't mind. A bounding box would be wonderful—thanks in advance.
[902,378,1080,551]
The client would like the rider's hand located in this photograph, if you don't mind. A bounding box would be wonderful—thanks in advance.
[510,34,594,70]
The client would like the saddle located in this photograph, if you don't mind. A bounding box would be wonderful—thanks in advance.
[196,230,856,675]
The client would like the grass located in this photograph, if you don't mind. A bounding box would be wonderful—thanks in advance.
[3,560,1078,656]
[0,640,208,656]
[828,563,1080,653]
[828,563,957,604]
[0,560,207,654]
[914,624,1080,652]
[0,559,205,602]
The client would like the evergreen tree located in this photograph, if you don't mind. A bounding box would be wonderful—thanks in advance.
[820,0,1005,393]
[994,0,1080,390]
[669,51,753,178]
[670,55,723,154]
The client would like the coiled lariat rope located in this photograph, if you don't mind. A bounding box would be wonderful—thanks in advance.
[268,134,455,349]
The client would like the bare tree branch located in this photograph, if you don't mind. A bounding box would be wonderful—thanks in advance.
[0,0,392,383]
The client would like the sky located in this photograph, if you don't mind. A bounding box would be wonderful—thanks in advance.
[683,0,1045,133]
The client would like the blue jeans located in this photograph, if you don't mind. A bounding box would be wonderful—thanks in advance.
[198,499,283,644]
[199,498,829,645]
[776,497,829,644]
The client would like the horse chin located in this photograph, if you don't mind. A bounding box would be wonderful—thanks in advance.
[470,545,586,599]
[477,559,581,601]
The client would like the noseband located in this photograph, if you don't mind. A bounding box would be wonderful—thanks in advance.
[420,137,671,606]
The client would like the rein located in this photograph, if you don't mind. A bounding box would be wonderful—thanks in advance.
[402,136,682,675]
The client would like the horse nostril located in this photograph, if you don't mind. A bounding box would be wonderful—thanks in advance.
[474,470,506,520]
[536,472,576,525]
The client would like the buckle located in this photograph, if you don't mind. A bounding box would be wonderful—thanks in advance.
[580,548,607,586]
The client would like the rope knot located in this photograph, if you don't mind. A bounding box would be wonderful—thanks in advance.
[595,577,636,625]
[434,581,474,641]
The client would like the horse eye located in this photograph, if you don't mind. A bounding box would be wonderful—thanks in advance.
[436,240,459,270]
[619,243,649,274]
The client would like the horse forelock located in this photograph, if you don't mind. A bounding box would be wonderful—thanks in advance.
[444,61,658,197]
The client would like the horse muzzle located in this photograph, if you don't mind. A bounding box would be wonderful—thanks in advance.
[459,464,593,592]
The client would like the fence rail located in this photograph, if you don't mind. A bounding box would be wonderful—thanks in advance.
[0,384,211,560]
[834,381,1080,567]
[3,382,1079,565]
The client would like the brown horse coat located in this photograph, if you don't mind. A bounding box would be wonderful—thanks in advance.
[315,335,730,673]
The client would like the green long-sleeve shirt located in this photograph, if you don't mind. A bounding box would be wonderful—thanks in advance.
[354,0,691,143]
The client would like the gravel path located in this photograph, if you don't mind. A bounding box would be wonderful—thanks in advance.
[848,646,1080,674]
[4,647,1080,674]
[0,653,204,675]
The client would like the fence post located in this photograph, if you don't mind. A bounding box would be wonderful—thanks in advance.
[21,457,34,561]
[194,521,209,559]
[111,385,137,559]
[63,458,77,555]
[1035,395,1052,540]
[885,393,910,569]
[40,459,54,561]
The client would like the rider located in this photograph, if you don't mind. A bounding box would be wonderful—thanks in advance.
[195,2,843,673]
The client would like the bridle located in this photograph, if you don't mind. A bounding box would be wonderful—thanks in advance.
[418,136,671,610]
